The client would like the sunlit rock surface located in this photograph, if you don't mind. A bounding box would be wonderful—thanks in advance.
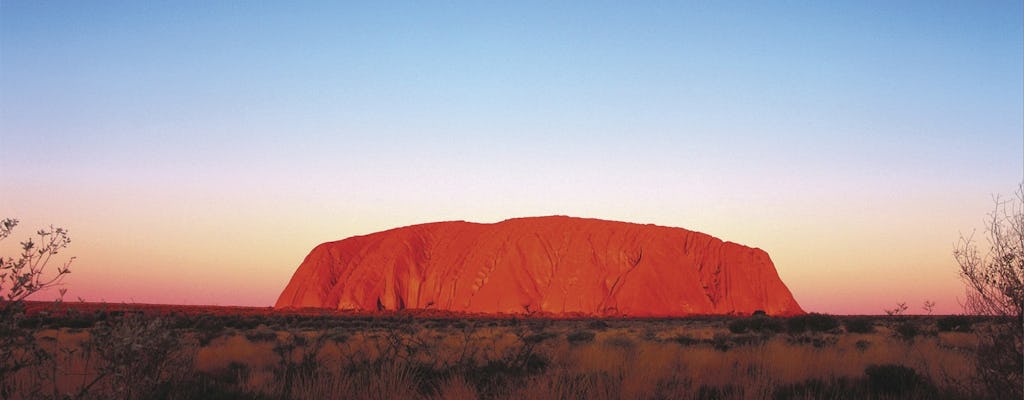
[275,216,804,317]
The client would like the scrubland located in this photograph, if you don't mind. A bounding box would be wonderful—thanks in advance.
[5,307,1004,400]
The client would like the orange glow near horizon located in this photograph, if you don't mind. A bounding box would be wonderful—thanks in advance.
[0,182,989,315]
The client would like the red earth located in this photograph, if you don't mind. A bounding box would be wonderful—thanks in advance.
[276,216,804,317]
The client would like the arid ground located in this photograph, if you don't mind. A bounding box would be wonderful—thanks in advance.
[7,302,994,400]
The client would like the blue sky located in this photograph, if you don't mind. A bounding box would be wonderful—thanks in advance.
[1,1,1021,312]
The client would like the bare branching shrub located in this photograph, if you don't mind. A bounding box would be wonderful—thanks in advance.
[81,313,195,399]
[922,300,936,315]
[0,219,74,306]
[0,218,74,399]
[954,184,1024,399]
[885,302,908,316]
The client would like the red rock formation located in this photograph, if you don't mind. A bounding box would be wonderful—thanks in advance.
[275,216,804,316]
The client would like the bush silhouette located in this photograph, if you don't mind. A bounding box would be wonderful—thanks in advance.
[843,317,875,333]
[936,315,973,332]
[894,322,920,341]
[728,315,784,334]
[787,313,839,334]
[864,364,933,396]
[566,330,596,344]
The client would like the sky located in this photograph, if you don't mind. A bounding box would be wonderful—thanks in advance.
[1,1,1021,314]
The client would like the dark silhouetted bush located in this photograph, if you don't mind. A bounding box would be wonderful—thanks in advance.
[586,320,609,330]
[894,322,920,341]
[787,313,839,334]
[731,334,767,347]
[603,334,635,349]
[728,316,784,334]
[786,335,838,348]
[773,377,858,400]
[566,330,595,344]
[696,384,738,399]
[523,331,557,344]
[245,329,277,343]
[671,335,702,346]
[712,333,731,351]
[727,318,749,334]
[936,315,973,332]
[844,317,875,333]
[864,364,934,396]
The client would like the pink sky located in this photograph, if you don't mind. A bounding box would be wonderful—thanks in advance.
[0,177,1000,315]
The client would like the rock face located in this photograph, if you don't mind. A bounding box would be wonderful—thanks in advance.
[275,216,804,316]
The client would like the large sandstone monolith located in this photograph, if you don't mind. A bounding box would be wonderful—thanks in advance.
[275,216,804,316]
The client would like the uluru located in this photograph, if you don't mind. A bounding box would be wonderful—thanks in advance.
[275,216,804,317]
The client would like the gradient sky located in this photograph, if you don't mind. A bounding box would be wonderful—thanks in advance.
[1,1,1021,314]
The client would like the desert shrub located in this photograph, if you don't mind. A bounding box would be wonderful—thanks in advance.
[936,315,974,332]
[728,316,784,334]
[523,331,557,344]
[773,377,858,400]
[566,330,596,344]
[196,327,226,347]
[751,316,785,333]
[202,362,251,388]
[434,374,479,400]
[709,333,765,351]
[586,320,609,330]
[63,313,98,329]
[731,334,768,347]
[423,320,445,330]
[787,313,840,334]
[786,335,838,348]
[222,315,261,330]
[696,384,739,399]
[894,322,920,341]
[0,219,74,398]
[711,333,731,351]
[671,334,702,346]
[864,364,935,396]
[843,317,875,333]
[727,318,749,334]
[602,334,635,349]
[954,184,1024,399]
[272,330,328,399]
[855,340,871,351]
[22,310,98,329]
[86,314,196,399]
[463,354,550,397]
[171,377,275,400]
[245,327,278,343]
[328,331,349,343]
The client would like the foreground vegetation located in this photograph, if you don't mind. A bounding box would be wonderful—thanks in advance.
[4,307,1008,400]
